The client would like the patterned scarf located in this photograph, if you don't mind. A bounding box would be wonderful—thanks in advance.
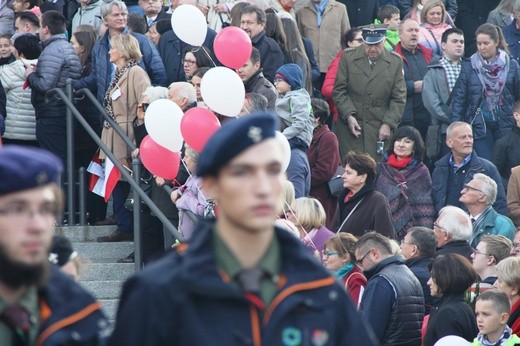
[471,49,510,112]
[477,324,512,346]
[103,59,138,126]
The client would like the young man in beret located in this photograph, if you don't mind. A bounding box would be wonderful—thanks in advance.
[0,146,107,345]
[109,113,377,345]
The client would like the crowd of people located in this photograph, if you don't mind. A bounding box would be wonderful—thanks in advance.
[2,0,520,344]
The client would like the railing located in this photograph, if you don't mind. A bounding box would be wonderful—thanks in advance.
[47,80,182,270]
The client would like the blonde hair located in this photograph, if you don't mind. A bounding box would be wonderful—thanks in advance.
[291,197,326,231]
[278,178,295,217]
[420,0,446,24]
[496,256,520,291]
[111,34,142,63]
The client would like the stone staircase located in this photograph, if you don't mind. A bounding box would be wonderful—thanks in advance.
[55,225,136,323]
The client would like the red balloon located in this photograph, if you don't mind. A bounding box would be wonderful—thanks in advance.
[214,27,253,69]
[140,135,180,180]
[180,107,221,152]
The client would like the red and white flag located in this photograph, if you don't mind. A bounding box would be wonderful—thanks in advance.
[87,151,120,202]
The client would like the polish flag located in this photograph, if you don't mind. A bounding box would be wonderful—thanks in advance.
[87,151,120,202]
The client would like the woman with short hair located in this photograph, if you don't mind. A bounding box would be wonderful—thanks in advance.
[333,152,395,238]
[495,256,520,335]
[424,253,479,345]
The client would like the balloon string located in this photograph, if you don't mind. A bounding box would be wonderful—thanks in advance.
[193,45,218,67]
[180,156,209,201]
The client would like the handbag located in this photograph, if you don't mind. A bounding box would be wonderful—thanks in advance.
[327,166,345,197]
[425,123,441,160]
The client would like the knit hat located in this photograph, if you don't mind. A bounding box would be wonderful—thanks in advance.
[275,63,303,90]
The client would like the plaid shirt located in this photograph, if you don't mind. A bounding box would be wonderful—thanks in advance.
[440,56,462,92]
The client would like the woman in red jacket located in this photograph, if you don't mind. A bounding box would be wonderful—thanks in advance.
[322,233,367,308]
[321,27,362,124]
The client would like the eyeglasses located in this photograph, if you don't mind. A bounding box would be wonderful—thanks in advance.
[433,222,447,233]
[323,250,338,257]
[137,103,150,112]
[355,250,371,265]
[462,184,485,194]
[0,204,57,222]
[513,242,520,248]
[472,248,490,256]
[182,59,197,66]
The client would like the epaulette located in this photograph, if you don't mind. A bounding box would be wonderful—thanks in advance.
[173,242,189,255]
[343,47,356,53]
[390,51,403,59]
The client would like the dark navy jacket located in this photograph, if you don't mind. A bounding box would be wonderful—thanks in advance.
[502,21,520,64]
[109,220,377,346]
[74,28,166,105]
[406,256,434,315]
[431,151,507,215]
[37,266,108,345]
[450,57,520,139]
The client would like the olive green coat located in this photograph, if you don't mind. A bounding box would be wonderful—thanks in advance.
[332,45,406,160]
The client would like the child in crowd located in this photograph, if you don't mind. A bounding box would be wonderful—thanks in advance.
[12,0,39,14]
[472,290,520,345]
[274,63,312,198]
[376,5,401,51]
[0,34,14,65]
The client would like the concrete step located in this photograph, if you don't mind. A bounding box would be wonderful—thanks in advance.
[55,225,118,242]
[99,299,119,322]
[74,242,135,261]
[80,280,126,300]
[82,262,134,281]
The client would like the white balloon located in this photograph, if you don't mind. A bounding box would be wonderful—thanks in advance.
[434,336,471,346]
[200,66,245,117]
[275,131,291,173]
[144,99,184,152]
[171,5,207,46]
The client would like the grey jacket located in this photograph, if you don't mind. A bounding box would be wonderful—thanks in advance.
[422,57,457,134]
[27,34,82,118]
[0,0,13,35]
[71,0,102,33]
[276,88,313,147]
[487,9,513,27]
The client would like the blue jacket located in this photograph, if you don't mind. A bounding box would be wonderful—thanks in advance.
[74,28,166,105]
[503,21,520,64]
[27,34,82,119]
[450,57,520,139]
[109,220,377,346]
[157,28,217,86]
[469,207,516,247]
[432,151,507,215]
[406,256,434,315]
[37,266,108,345]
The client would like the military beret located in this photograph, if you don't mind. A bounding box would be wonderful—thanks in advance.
[361,24,388,45]
[197,112,278,177]
[0,145,63,195]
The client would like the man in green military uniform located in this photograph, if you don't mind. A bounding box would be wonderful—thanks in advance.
[332,24,406,161]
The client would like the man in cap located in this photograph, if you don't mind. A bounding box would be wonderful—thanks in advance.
[109,113,377,345]
[0,146,107,345]
[333,24,406,161]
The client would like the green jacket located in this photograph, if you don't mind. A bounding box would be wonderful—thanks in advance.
[385,30,400,51]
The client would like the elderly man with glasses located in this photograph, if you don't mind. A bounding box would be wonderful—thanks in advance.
[459,173,515,248]
[433,205,473,261]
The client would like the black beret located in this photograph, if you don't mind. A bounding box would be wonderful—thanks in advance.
[197,112,278,177]
[0,145,63,195]
[49,235,77,267]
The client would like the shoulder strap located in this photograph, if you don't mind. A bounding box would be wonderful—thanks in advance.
[337,198,364,234]
[344,271,364,290]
